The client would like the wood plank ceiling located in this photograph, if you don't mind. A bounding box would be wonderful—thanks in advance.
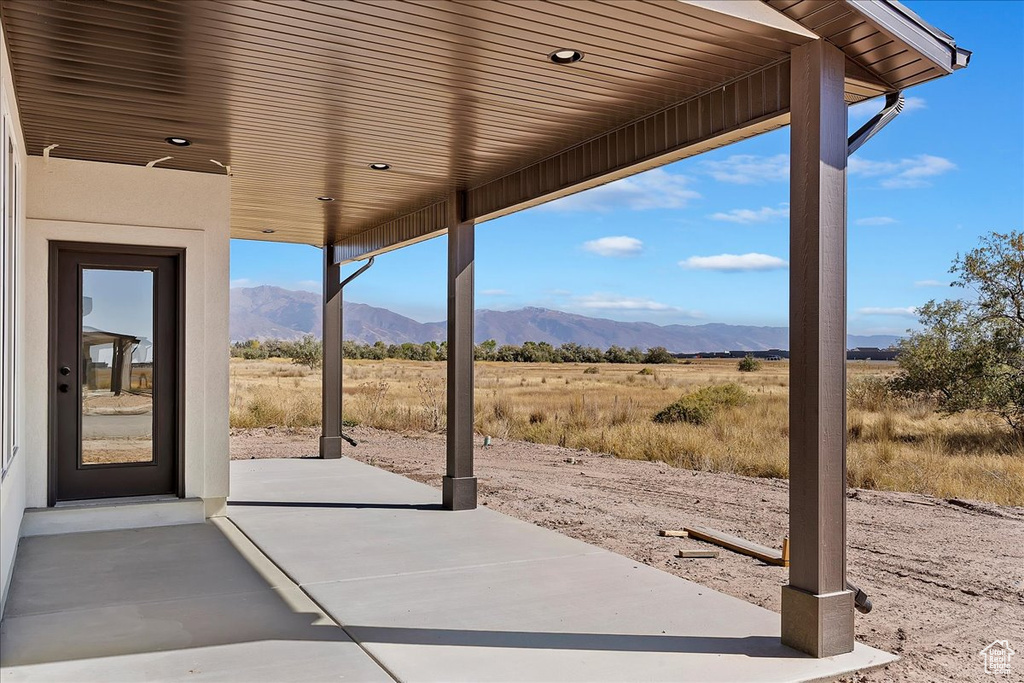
[1,0,821,246]
[1,0,957,250]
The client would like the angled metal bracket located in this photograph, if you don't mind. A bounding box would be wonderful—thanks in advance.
[341,256,375,288]
[848,91,904,156]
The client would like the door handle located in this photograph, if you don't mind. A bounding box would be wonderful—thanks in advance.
[58,383,70,393]
[60,366,71,376]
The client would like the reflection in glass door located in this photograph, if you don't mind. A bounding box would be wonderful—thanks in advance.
[52,244,180,503]
[81,268,155,465]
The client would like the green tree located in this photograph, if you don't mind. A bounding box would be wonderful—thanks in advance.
[643,346,675,364]
[604,345,631,364]
[291,335,323,369]
[891,231,1023,434]
[475,339,497,361]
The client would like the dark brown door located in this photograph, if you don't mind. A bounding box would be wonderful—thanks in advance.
[51,244,182,503]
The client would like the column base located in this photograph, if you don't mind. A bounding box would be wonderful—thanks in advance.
[442,476,477,510]
[782,585,855,657]
[319,436,344,460]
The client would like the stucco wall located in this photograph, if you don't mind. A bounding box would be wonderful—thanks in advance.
[0,18,29,617]
[22,158,231,515]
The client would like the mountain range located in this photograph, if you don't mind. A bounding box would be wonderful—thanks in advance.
[230,285,900,353]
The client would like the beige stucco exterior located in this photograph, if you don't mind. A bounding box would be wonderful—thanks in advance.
[1,152,231,612]
[23,157,232,512]
[0,18,28,617]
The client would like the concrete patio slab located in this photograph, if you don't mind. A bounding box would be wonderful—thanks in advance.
[0,521,392,682]
[1,457,897,682]
[4,524,271,617]
[227,457,897,682]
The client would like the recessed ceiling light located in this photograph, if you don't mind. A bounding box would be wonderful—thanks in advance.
[262,229,276,234]
[316,196,335,202]
[165,136,191,146]
[368,163,391,171]
[549,48,584,64]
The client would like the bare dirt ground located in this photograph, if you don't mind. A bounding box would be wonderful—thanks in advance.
[231,426,1024,682]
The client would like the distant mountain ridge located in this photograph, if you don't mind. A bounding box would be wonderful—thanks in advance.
[230,285,899,353]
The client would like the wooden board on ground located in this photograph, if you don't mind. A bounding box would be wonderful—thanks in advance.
[677,550,719,558]
[658,529,688,537]
[684,525,789,566]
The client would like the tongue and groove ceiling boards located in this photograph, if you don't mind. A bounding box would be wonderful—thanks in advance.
[0,0,966,252]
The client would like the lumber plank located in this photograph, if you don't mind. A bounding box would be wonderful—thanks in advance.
[684,525,788,566]
[658,529,689,537]
[677,550,719,559]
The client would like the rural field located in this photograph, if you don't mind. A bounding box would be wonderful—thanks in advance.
[230,357,1024,506]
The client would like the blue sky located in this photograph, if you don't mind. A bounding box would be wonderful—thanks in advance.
[230,1,1024,337]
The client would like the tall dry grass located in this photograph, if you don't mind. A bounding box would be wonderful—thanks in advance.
[228,357,1024,505]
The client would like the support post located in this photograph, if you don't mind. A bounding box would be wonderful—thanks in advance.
[320,246,344,459]
[443,192,477,510]
[782,39,855,658]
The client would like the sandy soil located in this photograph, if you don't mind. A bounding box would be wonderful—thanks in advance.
[231,426,1024,682]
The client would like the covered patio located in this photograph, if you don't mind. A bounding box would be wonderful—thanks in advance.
[0,0,971,676]
[1,457,896,682]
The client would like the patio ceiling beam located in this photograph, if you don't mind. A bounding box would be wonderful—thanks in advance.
[331,55,892,265]
[444,191,477,511]
[781,39,854,658]
[332,55,891,265]
[332,59,793,264]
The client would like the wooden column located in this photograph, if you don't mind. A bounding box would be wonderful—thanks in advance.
[444,192,477,510]
[782,39,855,658]
[320,246,344,459]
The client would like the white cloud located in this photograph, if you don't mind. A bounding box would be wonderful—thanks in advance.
[582,235,643,257]
[914,279,945,288]
[849,154,956,189]
[543,168,699,212]
[680,253,788,272]
[709,204,789,223]
[481,289,509,296]
[575,294,673,311]
[571,293,702,317]
[857,306,919,317]
[230,278,253,288]
[849,95,926,122]
[855,216,897,226]
[702,154,789,184]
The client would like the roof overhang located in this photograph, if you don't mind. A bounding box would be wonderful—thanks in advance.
[0,0,968,261]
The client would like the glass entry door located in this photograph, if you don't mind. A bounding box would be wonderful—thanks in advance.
[51,244,181,503]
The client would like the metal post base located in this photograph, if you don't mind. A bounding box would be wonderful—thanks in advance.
[442,476,477,510]
[319,435,344,460]
[781,585,855,657]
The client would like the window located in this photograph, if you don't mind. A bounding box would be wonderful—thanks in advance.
[1,110,18,476]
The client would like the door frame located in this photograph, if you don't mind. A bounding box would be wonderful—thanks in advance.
[47,241,186,506]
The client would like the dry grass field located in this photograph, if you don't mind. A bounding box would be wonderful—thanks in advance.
[229,357,1024,505]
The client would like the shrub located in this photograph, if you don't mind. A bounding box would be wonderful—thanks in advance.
[583,366,600,375]
[738,354,762,372]
[653,396,714,425]
[653,383,748,425]
[637,367,655,376]
[698,383,749,408]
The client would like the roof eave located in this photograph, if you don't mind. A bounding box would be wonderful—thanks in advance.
[847,0,971,76]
